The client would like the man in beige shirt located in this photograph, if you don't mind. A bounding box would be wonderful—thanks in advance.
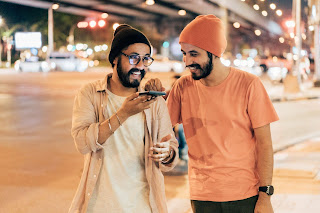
[69,24,179,213]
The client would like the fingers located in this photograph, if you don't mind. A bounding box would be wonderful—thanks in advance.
[151,147,169,154]
[127,92,140,101]
[154,78,163,91]
[149,153,168,162]
[144,78,163,92]
[149,139,171,162]
[149,148,169,162]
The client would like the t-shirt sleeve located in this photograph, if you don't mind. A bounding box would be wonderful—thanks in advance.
[166,81,182,126]
[247,78,279,129]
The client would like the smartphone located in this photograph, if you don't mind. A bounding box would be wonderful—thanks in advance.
[139,91,166,97]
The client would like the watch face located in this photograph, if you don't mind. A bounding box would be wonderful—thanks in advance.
[268,185,274,195]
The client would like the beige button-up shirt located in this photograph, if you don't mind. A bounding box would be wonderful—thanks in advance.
[69,73,179,213]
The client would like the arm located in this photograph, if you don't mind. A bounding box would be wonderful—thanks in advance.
[254,124,274,213]
[97,93,155,144]
[148,97,179,172]
[71,86,156,155]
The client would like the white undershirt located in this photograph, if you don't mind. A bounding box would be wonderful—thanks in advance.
[87,89,151,213]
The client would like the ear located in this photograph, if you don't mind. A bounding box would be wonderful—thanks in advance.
[113,56,118,66]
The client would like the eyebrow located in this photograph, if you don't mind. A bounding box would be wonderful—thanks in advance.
[181,50,199,54]
[129,52,151,56]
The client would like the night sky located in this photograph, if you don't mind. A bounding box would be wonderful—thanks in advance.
[0,1,49,26]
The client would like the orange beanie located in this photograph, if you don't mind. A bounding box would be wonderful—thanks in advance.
[179,15,227,57]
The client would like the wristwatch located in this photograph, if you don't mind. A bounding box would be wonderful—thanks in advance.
[259,185,274,195]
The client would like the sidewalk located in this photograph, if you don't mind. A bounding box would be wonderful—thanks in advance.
[165,137,320,213]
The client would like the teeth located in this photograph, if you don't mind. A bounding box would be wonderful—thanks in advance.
[189,67,196,70]
[133,71,141,75]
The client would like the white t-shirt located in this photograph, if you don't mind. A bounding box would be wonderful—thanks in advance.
[87,90,151,213]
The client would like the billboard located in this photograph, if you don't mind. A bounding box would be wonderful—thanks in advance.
[15,32,42,49]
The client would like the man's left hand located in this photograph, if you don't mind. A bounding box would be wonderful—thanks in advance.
[149,134,172,162]
[254,193,274,213]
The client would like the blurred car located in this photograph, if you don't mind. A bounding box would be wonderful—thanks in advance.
[259,56,292,73]
[267,67,288,82]
[48,52,88,72]
[148,55,184,73]
[14,57,50,73]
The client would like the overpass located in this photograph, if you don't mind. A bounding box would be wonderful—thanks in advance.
[1,0,283,36]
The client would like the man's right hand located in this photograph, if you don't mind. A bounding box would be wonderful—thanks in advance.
[118,92,156,118]
[144,78,165,92]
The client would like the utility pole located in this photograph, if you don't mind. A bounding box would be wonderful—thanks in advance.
[284,0,302,93]
[309,0,320,86]
[294,0,302,84]
[48,6,54,57]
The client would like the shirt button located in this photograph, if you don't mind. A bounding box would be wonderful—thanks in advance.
[94,175,97,178]
[87,193,91,196]
[101,104,103,107]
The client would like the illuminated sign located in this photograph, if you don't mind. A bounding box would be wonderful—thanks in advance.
[15,32,42,49]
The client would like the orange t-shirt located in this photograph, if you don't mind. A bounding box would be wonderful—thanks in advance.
[166,67,279,202]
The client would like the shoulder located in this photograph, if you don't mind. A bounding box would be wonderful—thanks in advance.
[78,79,103,95]
[232,67,258,81]
[172,74,195,90]
[230,67,260,87]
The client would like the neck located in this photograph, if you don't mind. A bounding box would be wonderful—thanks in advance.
[199,59,230,87]
[108,72,137,97]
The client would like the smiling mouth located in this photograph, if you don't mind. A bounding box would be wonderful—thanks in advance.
[131,71,141,79]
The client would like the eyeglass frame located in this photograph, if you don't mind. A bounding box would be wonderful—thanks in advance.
[120,52,154,67]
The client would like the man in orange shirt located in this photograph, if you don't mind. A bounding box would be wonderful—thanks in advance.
[145,15,279,213]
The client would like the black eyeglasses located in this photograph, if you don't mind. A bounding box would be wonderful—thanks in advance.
[121,52,154,67]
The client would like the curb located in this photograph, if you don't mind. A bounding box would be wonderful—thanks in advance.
[271,95,320,102]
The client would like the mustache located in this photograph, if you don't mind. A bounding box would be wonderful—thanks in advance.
[186,64,202,70]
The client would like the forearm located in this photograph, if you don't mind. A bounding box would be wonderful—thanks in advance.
[98,109,129,144]
[256,138,274,186]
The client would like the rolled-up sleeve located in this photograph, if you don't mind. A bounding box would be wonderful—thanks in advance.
[71,84,103,155]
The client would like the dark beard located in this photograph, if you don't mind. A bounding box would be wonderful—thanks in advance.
[188,56,213,80]
[117,57,146,88]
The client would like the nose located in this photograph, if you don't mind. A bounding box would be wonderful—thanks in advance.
[184,55,193,67]
[135,58,145,69]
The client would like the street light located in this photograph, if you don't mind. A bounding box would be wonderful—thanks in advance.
[113,23,120,30]
[254,29,261,36]
[52,3,59,10]
[98,20,106,28]
[89,20,97,28]
[146,0,155,6]
[276,9,283,16]
[101,13,108,19]
[178,10,186,16]
[253,4,260,10]
[262,10,268,16]
[233,22,240,28]
[270,3,276,10]
[279,37,285,43]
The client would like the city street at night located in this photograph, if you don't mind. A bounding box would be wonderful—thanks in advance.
[1,0,320,211]
[0,68,319,213]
